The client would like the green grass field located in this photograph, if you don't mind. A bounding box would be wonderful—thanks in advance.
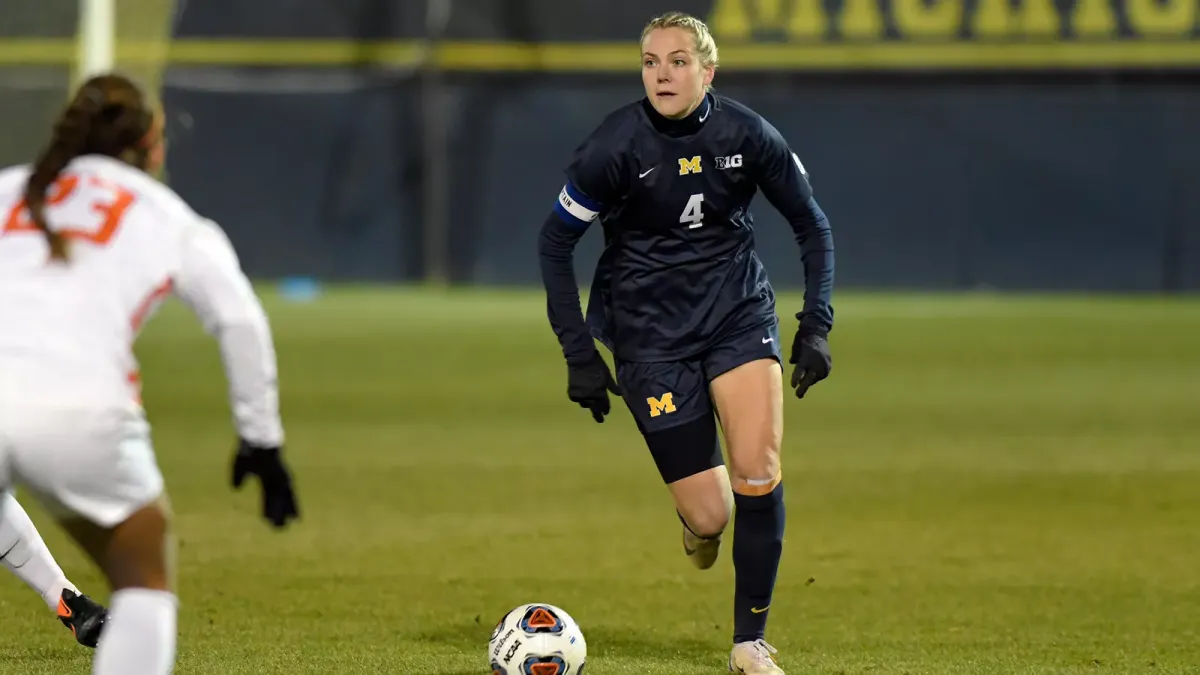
[1,288,1198,674]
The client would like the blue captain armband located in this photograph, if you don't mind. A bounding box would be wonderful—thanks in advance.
[554,181,602,229]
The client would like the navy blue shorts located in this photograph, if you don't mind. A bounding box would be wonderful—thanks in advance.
[615,320,783,436]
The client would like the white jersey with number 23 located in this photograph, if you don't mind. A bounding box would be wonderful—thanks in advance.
[0,155,284,529]
[0,154,282,444]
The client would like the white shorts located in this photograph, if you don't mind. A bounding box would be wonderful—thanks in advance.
[0,402,164,528]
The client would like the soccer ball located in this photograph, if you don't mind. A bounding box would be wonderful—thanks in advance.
[487,603,587,675]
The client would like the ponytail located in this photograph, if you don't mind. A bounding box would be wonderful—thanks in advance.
[24,87,105,261]
[22,74,155,263]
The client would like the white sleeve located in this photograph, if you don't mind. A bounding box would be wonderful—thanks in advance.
[171,218,284,447]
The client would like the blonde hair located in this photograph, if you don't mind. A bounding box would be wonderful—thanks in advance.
[640,12,720,71]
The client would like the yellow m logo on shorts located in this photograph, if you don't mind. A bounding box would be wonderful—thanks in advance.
[647,393,677,417]
[678,156,702,175]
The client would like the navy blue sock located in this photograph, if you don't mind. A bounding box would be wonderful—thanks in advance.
[732,482,785,644]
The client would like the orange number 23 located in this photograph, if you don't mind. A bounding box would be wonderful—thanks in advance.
[2,174,136,247]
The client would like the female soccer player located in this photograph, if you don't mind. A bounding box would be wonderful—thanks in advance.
[0,73,299,674]
[538,12,834,674]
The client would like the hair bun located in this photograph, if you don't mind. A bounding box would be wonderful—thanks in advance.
[77,84,106,112]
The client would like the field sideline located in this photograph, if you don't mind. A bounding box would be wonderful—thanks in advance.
[0,287,1196,674]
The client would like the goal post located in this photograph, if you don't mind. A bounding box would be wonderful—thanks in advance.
[0,0,176,167]
[75,0,116,84]
[74,0,178,94]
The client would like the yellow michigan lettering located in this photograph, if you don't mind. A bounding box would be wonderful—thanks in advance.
[709,0,880,39]
[678,156,702,175]
[706,0,1138,41]
[1127,0,1196,35]
[972,0,1060,38]
[647,393,677,417]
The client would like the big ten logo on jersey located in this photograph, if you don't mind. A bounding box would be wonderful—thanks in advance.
[2,173,136,248]
[678,155,702,175]
[647,392,677,417]
[715,154,743,170]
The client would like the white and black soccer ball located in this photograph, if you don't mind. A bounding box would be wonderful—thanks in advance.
[487,603,586,675]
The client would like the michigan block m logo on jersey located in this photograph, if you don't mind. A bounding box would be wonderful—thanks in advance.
[678,156,702,175]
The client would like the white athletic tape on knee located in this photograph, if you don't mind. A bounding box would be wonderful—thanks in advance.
[732,472,781,496]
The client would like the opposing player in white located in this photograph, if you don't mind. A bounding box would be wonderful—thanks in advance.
[0,73,299,674]
[1,491,108,646]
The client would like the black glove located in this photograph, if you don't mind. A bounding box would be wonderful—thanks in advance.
[567,351,622,423]
[789,327,832,399]
[232,439,299,528]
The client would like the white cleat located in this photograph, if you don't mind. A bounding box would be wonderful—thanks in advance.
[729,639,785,674]
[682,525,721,570]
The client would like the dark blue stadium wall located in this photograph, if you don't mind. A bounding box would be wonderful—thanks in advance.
[160,75,1200,292]
[60,0,1182,292]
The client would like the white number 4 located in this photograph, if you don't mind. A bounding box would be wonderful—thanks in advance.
[680,192,704,229]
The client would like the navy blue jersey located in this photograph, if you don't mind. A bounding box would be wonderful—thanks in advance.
[538,93,834,365]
